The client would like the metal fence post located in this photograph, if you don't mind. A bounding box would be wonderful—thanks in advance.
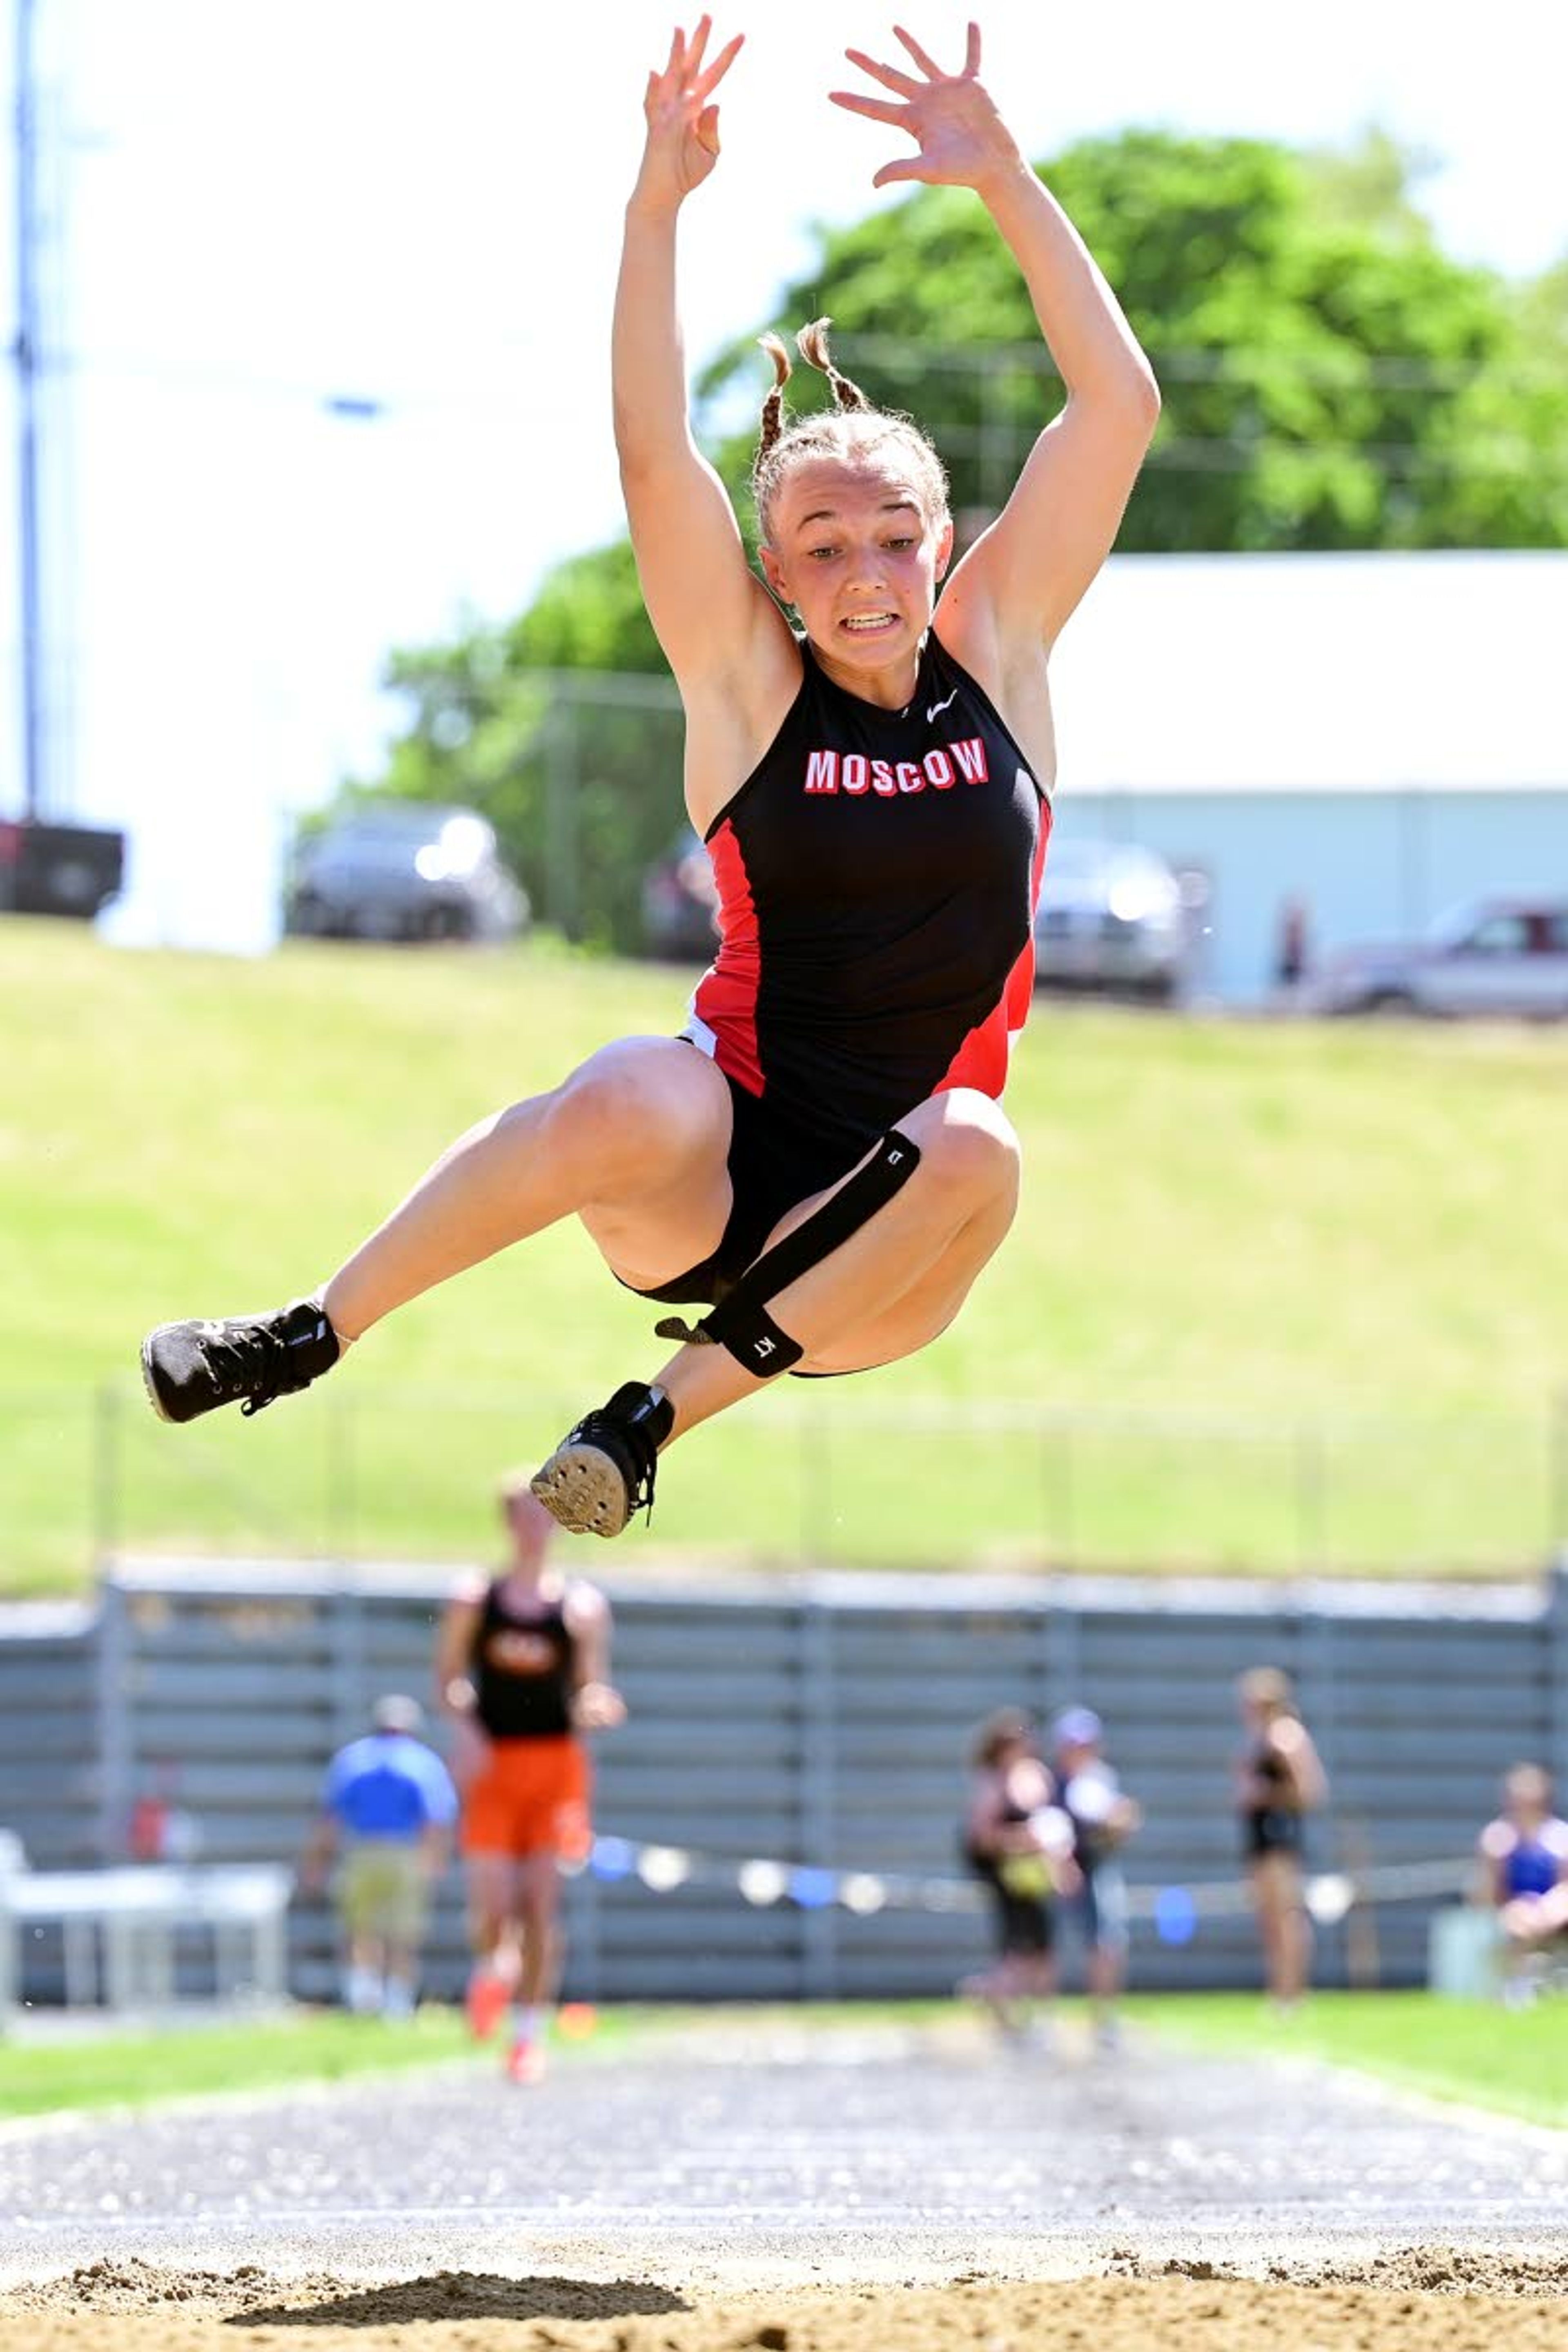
[1296,1604,1352,1985]
[802,1410,833,1564]
[1296,1421,1328,1577]
[91,1381,122,1570]
[799,1599,839,1999]
[324,1398,358,1567]
[327,1576,366,1746]
[95,1574,131,1866]
[1550,1390,1568,1556]
[1042,1417,1076,1569]
[545,691,582,943]
[1040,1592,1081,1725]
[1547,1553,1568,1807]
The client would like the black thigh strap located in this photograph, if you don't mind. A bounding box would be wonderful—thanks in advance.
[655,1128,921,1378]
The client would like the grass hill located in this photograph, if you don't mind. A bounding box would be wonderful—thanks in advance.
[4,918,1566,1591]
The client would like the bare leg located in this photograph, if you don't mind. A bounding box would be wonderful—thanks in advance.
[655,1087,1021,1441]
[343,1930,384,2013]
[514,1853,564,2011]
[465,1853,522,1984]
[1252,1853,1310,2005]
[1087,1940,1124,2012]
[323,1038,733,1341]
[381,1939,420,2015]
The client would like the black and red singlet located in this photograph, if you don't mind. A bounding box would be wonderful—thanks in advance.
[471,1580,577,1741]
[686,628,1049,1158]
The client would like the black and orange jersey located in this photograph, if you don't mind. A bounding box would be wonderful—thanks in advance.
[471,1581,576,1740]
[687,629,1048,1152]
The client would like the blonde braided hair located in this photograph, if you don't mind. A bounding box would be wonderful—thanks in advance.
[751,316,949,541]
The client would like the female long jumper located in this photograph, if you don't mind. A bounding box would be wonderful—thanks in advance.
[140,21,1158,1537]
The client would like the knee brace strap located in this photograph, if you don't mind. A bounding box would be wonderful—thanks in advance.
[654,1128,921,1378]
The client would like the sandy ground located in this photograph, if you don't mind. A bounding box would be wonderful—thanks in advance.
[2,2019,1566,2350]
[6,2252,1568,2352]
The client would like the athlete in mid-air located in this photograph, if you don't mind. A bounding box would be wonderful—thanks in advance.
[140,19,1158,1537]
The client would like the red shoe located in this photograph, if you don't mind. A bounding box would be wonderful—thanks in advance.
[505,2038,546,2086]
[465,1966,510,2042]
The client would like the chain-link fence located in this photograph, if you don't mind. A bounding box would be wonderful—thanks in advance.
[8,1379,1567,1592]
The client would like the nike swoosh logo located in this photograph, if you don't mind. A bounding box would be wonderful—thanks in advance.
[925,690,958,723]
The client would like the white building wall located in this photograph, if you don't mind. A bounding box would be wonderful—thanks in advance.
[1058,787,1568,1004]
[1047,552,1568,1004]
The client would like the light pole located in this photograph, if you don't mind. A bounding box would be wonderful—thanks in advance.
[12,0,44,820]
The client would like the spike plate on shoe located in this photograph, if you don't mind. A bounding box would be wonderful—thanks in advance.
[530,1444,634,1538]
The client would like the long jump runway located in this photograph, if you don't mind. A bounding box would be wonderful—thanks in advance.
[2,2019,1566,2350]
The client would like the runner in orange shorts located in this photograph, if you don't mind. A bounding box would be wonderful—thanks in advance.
[434,1477,625,2083]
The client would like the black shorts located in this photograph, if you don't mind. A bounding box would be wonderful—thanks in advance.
[966,1849,1053,1956]
[621,1064,878,1310]
[1243,1807,1304,1862]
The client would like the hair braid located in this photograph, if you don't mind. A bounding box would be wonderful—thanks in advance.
[752,332,793,495]
[750,319,949,545]
[797,316,869,412]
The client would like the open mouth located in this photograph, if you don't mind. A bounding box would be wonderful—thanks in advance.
[839,612,900,636]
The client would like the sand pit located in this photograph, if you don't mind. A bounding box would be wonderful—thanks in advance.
[4,2025,1566,2350]
[6,2254,1568,2352]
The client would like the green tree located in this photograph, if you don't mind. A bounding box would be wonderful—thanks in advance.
[698,129,1567,553]
[355,128,1568,946]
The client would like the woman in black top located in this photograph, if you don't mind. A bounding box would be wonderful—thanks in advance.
[141,19,1158,1541]
[959,1709,1073,2035]
[1235,1666,1328,2011]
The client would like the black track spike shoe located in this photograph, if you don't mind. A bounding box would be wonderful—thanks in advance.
[141,1298,341,1424]
[529,1381,675,1538]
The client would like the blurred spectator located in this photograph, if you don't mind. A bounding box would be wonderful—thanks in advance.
[1273,892,1312,993]
[958,1707,1075,2041]
[297,1693,457,2020]
[127,1758,203,1863]
[1234,1666,1327,2012]
[1477,1763,1568,2005]
[434,1477,625,2086]
[1050,1705,1143,2051]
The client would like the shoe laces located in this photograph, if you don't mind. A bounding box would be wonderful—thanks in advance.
[570,1404,661,1523]
[201,1320,308,1417]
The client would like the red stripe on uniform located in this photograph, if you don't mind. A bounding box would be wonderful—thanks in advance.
[693,818,765,1096]
[936,799,1052,1100]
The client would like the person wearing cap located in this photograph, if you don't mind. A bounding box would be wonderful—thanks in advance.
[297,1693,459,2020]
[1050,1705,1143,2051]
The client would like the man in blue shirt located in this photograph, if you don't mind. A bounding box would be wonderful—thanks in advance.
[298,1693,458,2018]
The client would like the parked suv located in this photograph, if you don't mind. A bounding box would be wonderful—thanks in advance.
[286,804,528,943]
[1033,838,1187,1002]
[1310,899,1568,1018]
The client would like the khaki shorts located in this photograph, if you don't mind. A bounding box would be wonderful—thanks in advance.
[337,1840,431,1943]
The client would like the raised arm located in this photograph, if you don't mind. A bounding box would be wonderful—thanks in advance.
[615,19,774,687]
[831,24,1159,658]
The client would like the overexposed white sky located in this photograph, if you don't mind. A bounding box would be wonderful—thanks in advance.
[2,0,1564,946]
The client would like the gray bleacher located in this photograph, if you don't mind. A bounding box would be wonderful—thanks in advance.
[3,1559,1566,2006]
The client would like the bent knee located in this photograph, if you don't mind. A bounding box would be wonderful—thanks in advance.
[548,1040,728,1184]
[906,1090,1022,1212]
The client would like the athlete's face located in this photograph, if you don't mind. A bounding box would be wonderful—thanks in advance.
[761,459,953,699]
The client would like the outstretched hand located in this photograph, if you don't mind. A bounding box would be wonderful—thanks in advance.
[635,17,744,210]
[830,22,1020,194]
